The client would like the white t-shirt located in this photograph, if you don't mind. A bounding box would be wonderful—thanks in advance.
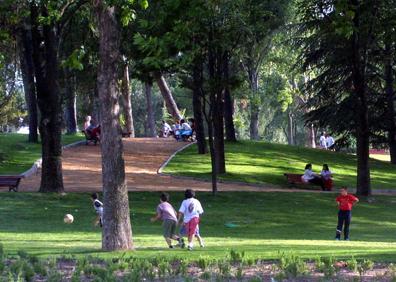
[163,122,171,132]
[94,199,103,217]
[321,170,332,180]
[302,169,315,182]
[319,136,327,148]
[326,136,335,147]
[181,122,192,131]
[179,198,203,223]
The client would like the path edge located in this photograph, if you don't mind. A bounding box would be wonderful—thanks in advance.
[20,140,86,178]
[157,142,196,174]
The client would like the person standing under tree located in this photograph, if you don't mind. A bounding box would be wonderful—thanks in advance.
[335,187,359,241]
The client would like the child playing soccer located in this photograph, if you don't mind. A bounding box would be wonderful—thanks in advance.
[151,192,184,248]
[335,187,359,240]
[180,224,204,247]
[91,193,103,227]
[178,189,204,251]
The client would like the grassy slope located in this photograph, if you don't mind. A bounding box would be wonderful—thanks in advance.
[164,141,396,190]
[0,192,395,261]
[0,133,84,174]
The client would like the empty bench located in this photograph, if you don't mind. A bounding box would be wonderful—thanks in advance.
[0,175,23,192]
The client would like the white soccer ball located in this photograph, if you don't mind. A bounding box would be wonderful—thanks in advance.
[64,214,74,224]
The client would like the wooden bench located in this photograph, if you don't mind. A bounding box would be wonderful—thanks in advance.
[122,131,132,138]
[284,173,333,190]
[0,175,23,192]
[82,130,99,145]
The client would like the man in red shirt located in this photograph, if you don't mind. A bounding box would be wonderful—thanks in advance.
[335,187,359,240]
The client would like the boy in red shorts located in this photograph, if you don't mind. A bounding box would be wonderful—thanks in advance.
[178,189,204,251]
[335,187,359,241]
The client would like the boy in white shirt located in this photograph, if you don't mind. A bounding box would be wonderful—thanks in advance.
[319,132,327,149]
[178,189,204,251]
[91,193,103,227]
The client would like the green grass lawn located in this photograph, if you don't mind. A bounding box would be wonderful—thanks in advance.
[0,192,395,262]
[0,133,84,174]
[164,141,396,190]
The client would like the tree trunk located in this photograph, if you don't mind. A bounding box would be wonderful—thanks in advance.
[249,72,260,140]
[121,63,135,137]
[145,81,156,137]
[192,59,207,154]
[17,22,38,143]
[64,70,78,134]
[385,39,396,164]
[155,73,182,120]
[223,55,236,142]
[306,124,316,148]
[94,0,133,251]
[30,3,64,193]
[287,110,294,145]
[213,89,226,174]
[351,7,371,196]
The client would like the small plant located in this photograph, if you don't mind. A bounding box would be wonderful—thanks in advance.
[198,256,209,271]
[200,271,211,280]
[17,250,29,260]
[230,249,245,264]
[357,259,374,278]
[177,259,188,276]
[157,260,171,278]
[346,256,358,273]
[278,253,308,278]
[0,243,4,259]
[236,264,244,280]
[22,263,35,282]
[217,260,231,278]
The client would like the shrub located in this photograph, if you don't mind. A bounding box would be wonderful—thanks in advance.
[230,249,245,264]
[279,253,308,278]
[346,256,358,273]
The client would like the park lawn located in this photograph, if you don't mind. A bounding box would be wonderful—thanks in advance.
[0,192,395,262]
[164,141,396,190]
[0,133,84,175]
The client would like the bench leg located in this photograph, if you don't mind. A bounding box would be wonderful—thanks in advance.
[9,186,17,192]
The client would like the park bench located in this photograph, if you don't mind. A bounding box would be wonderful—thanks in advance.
[283,173,333,190]
[0,175,23,192]
[122,131,132,138]
[82,130,99,145]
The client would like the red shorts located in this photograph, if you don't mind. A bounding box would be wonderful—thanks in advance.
[185,217,200,237]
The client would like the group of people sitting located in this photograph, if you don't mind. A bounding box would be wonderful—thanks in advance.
[84,116,101,142]
[319,132,335,150]
[302,163,333,191]
[161,118,195,141]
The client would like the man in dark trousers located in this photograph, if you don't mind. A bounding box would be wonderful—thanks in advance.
[335,187,359,240]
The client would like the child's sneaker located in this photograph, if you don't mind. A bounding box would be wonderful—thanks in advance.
[178,238,185,248]
[169,245,174,249]
[187,246,193,251]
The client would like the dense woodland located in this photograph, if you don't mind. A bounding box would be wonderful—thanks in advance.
[0,0,395,250]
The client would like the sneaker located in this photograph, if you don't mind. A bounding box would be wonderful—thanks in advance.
[178,238,185,248]
[169,245,174,249]
[335,238,340,241]
[345,238,350,241]
[187,246,193,251]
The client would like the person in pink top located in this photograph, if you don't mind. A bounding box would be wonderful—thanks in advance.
[178,189,204,251]
[151,193,184,248]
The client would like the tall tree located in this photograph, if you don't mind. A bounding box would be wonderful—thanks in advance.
[17,22,38,142]
[144,80,156,137]
[154,73,183,120]
[121,61,135,137]
[93,0,133,251]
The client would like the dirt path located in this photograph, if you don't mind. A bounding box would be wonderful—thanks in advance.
[18,138,395,194]
[18,138,289,193]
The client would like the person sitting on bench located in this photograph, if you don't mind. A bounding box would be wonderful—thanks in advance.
[161,120,172,138]
[320,164,333,191]
[86,119,101,141]
[301,163,325,190]
[180,119,192,139]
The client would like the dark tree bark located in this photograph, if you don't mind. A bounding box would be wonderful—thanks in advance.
[223,54,236,142]
[30,3,64,193]
[64,69,78,134]
[351,5,371,196]
[17,22,38,143]
[385,38,396,164]
[192,58,207,154]
[145,81,156,137]
[207,38,226,174]
[248,71,260,140]
[121,63,135,137]
[94,0,133,251]
[155,73,183,120]
[287,110,294,145]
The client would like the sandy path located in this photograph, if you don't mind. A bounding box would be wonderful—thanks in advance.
[20,138,278,192]
[18,138,395,194]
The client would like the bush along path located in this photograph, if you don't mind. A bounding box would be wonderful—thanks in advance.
[1,246,395,281]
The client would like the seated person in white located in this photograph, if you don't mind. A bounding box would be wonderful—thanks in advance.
[319,132,327,149]
[180,119,192,136]
[302,163,325,190]
[161,120,172,137]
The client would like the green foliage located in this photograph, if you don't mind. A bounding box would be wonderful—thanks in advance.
[278,253,308,278]
[347,256,358,273]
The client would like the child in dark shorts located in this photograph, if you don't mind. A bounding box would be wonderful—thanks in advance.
[151,192,184,248]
